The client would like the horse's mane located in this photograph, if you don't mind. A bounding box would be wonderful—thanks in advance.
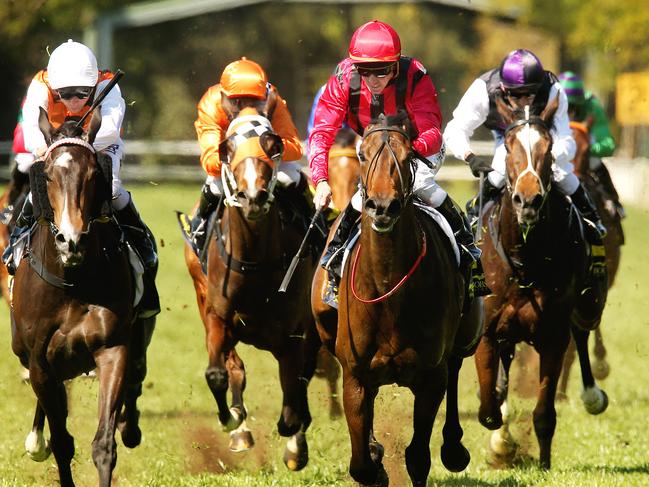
[334,127,357,148]
[368,111,413,139]
[52,117,85,141]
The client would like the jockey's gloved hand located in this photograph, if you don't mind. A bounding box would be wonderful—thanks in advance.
[465,153,493,177]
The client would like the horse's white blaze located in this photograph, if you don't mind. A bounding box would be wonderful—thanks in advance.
[514,124,545,196]
[58,194,80,246]
[242,158,259,197]
[53,152,73,168]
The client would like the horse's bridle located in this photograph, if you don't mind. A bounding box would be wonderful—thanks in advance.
[41,137,111,236]
[220,114,281,212]
[359,125,415,207]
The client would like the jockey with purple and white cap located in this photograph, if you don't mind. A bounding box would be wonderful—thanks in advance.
[444,49,607,240]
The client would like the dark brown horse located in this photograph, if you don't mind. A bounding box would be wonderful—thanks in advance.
[474,98,608,469]
[183,107,319,470]
[312,113,482,486]
[558,121,624,396]
[11,109,155,486]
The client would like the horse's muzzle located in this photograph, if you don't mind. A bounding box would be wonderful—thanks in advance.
[512,192,543,226]
[238,189,271,220]
[55,231,88,266]
[365,196,402,233]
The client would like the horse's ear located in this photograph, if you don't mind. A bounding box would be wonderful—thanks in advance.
[540,95,559,125]
[38,107,54,145]
[495,94,517,126]
[84,108,102,145]
[263,88,278,120]
[260,132,283,160]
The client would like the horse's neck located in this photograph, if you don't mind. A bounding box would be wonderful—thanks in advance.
[359,205,421,283]
[223,206,281,261]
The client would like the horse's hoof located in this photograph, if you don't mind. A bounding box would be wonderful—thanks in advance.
[25,432,51,462]
[221,406,244,432]
[489,430,517,458]
[441,441,470,472]
[283,431,308,471]
[229,429,254,452]
[479,414,503,431]
[592,359,610,380]
[369,439,384,465]
[120,423,142,448]
[581,387,609,415]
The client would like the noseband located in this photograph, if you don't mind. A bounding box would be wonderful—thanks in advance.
[360,126,415,205]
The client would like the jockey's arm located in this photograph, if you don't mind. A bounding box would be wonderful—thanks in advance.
[407,72,443,157]
[195,86,229,176]
[443,78,490,162]
[588,97,616,157]
[269,93,303,162]
[550,86,577,167]
[21,78,49,156]
[92,79,125,151]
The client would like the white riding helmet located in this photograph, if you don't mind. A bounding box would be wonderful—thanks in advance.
[47,39,98,90]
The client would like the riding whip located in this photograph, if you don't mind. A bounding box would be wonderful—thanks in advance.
[75,69,125,129]
[278,209,322,293]
[477,171,485,241]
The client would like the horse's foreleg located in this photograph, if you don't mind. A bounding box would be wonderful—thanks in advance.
[119,316,156,448]
[489,348,517,463]
[571,324,608,415]
[592,327,610,380]
[92,346,127,487]
[25,401,51,462]
[30,367,75,487]
[475,336,503,430]
[203,310,236,429]
[224,348,253,452]
[441,355,470,474]
[558,336,577,399]
[343,372,386,486]
[274,335,310,438]
[534,339,568,470]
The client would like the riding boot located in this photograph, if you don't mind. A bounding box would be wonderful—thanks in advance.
[2,196,34,275]
[593,163,625,218]
[190,183,221,254]
[0,166,29,225]
[115,195,158,269]
[437,195,490,298]
[466,177,501,228]
[571,183,607,280]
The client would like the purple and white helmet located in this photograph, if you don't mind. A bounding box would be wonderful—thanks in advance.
[499,49,544,92]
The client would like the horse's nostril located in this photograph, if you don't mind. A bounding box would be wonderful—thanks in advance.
[365,198,377,211]
[530,194,544,210]
[237,191,247,201]
[257,190,269,205]
[512,193,523,206]
[386,199,402,217]
[55,233,66,244]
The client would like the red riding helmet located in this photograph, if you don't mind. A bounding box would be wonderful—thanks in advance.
[348,20,401,63]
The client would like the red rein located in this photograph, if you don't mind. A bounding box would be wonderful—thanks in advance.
[350,228,427,304]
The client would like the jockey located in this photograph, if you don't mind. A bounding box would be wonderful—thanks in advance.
[8,39,157,271]
[0,97,34,224]
[444,49,607,238]
[559,70,623,217]
[310,20,486,298]
[188,57,308,253]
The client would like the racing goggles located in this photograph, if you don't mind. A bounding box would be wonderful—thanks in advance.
[356,63,396,79]
[57,86,93,100]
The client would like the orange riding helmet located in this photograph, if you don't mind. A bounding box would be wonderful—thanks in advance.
[348,20,401,63]
[220,57,268,99]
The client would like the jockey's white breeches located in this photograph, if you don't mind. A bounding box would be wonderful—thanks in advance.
[487,132,580,196]
[102,144,130,210]
[205,161,303,196]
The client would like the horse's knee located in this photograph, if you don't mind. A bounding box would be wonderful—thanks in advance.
[205,366,228,393]
[532,409,556,440]
[277,406,301,437]
[92,436,117,472]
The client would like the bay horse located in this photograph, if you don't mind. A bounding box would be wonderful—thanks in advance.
[10,108,155,486]
[312,112,482,486]
[182,107,319,471]
[474,98,608,469]
[558,121,624,396]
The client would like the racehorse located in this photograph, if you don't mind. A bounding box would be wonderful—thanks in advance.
[312,112,482,486]
[10,108,155,487]
[182,107,320,471]
[474,98,608,469]
[558,121,624,396]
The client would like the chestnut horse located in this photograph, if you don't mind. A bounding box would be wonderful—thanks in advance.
[183,108,319,471]
[558,121,624,396]
[312,113,482,486]
[11,109,155,486]
[474,99,608,469]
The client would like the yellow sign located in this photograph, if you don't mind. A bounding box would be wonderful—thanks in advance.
[616,72,649,125]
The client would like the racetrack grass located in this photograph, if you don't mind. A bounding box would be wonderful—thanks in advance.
[0,181,647,486]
